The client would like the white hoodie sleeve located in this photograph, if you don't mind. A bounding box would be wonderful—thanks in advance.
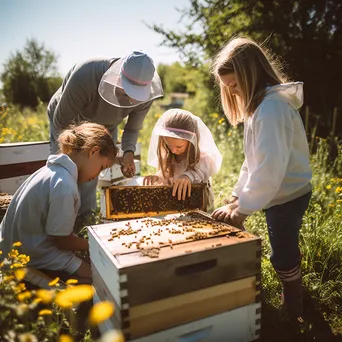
[232,159,248,198]
[182,154,216,183]
[237,100,294,215]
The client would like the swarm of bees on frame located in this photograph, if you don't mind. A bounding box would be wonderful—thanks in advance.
[107,212,250,259]
[109,186,205,215]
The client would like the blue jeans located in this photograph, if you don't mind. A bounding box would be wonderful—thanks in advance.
[264,191,311,271]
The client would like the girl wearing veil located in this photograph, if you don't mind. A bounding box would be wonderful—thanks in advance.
[144,109,222,209]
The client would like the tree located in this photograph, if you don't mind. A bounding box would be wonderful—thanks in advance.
[151,0,342,134]
[1,39,61,108]
[157,62,204,94]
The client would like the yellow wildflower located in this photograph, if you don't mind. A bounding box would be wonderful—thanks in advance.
[88,301,115,326]
[48,277,60,287]
[18,291,32,302]
[66,279,79,285]
[13,241,22,247]
[36,289,55,304]
[59,335,74,342]
[39,309,53,316]
[13,283,26,293]
[15,268,27,281]
[336,187,342,193]
[55,285,95,308]
[3,275,15,282]
[0,250,2,255]
[11,263,24,269]
[337,199,342,203]
[18,254,30,264]
[33,297,42,304]
[326,185,332,190]
[328,203,335,207]
[98,330,124,342]
[18,332,38,342]
[9,249,19,258]
[16,303,29,316]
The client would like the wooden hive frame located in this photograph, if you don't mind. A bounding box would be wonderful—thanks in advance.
[103,183,207,219]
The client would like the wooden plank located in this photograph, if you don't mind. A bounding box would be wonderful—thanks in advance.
[88,229,122,305]
[0,160,46,179]
[94,272,259,339]
[92,262,124,325]
[0,141,50,165]
[93,297,261,342]
[121,238,261,306]
[89,211,242,265]
[127,276,259,338]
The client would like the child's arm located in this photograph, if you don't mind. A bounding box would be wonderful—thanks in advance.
[50,234,89,251]
[46,193,83,251]
[231,159,248,199]
[181,154,217,183]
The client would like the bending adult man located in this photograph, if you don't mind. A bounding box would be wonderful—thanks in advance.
[47,50,163,216]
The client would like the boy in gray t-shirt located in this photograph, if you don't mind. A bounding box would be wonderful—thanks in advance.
[0,123,117,283]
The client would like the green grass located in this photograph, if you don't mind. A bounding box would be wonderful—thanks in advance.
[1,101,342,341]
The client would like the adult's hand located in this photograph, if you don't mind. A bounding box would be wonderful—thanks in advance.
[172,175,191,200]
[121,151,135,178]
[114,156,124,165]
[143,175,160,186]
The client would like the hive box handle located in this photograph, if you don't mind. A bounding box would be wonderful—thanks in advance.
[176,326,213,341]
[175,259,217,276]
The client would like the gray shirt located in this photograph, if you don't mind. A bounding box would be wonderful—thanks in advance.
[0,154,82,273]
[47,57,153,152]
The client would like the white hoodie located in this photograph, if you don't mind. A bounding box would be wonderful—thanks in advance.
[233,82,312,215]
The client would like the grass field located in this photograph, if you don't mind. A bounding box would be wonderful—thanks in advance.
[1,101,341,341]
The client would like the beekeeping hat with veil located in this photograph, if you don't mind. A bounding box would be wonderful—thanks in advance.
[98,50,164,108]
[148,109,222,173]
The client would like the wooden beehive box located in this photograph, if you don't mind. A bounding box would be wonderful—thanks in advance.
[88,210,261,340]
[94,291,261,342]
[101,183,207,219]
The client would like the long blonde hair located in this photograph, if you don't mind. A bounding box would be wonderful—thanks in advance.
[157,111,200,179]
[212,37,288,126]
[58,122,117,160]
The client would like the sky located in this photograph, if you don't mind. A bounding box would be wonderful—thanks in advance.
[0,0,191,79]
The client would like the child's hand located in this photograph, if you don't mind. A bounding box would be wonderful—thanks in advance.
[230,209,248,230]
[223,196,239,205]
[143,175,159,185]
[172,175,191,200]
[212,201,238,223]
